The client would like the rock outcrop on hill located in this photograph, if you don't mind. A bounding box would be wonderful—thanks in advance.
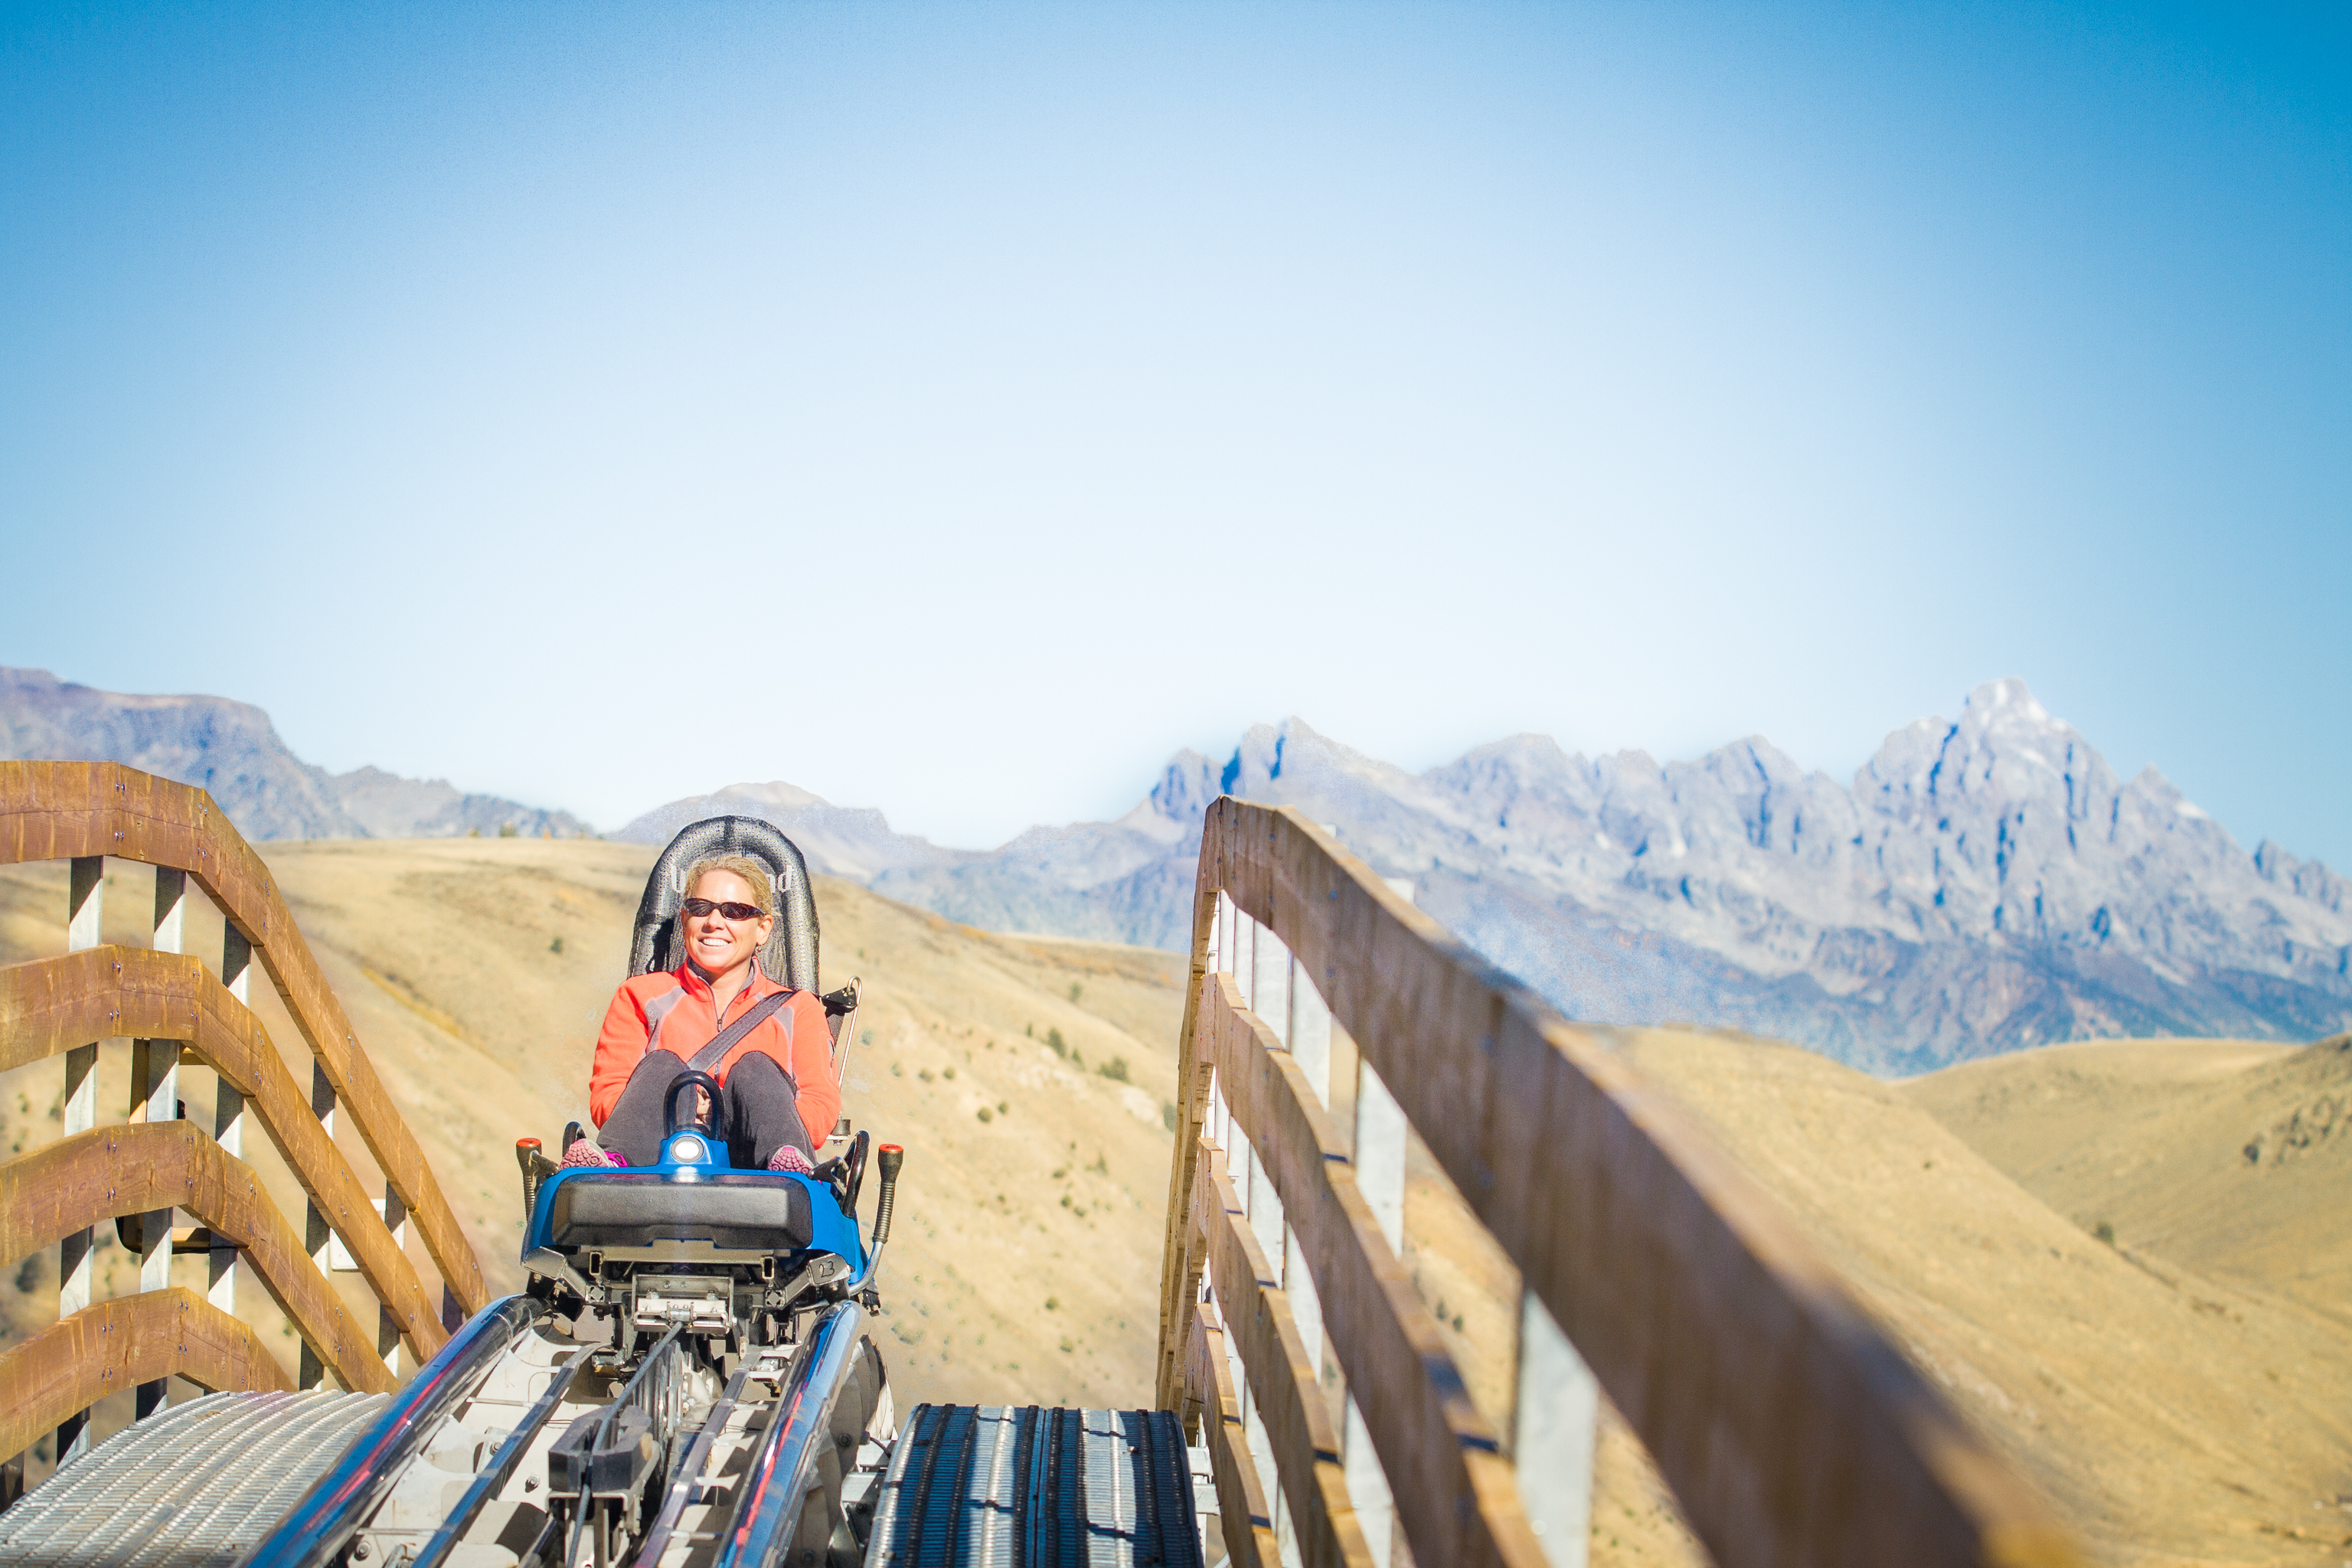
[0,668,587,841]
[629,681,2352,1073]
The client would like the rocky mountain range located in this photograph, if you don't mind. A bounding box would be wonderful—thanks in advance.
[622,681,2352,1074]
[0,668,587,841]
[14,662,2342,1070]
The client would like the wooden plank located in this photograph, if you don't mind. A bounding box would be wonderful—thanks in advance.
[1202,973,1547,1568]
[1154,875,1222,1413]
[1204,799,2079,1568]
[1191,1145,1374,1568]
[1157,1030,1217,1428]
[0,761,487,1318]
[0,1288,294,1463]
[0,945,448,1360]
[0,1123,396,1394]
[1187,1302,1279,1568]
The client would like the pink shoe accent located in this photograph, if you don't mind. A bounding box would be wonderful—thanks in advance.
[767,1145,815,1175]
[562,1140,626,1170]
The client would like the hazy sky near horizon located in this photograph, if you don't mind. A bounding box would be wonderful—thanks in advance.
[4,2,2347,861]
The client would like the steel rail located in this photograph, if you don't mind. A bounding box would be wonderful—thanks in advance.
[562,1327,684,1568]
[407,1348,590,1568]
[236,1295,542,1568]
[631,1365,754,1568]
[715,1301,864,1568]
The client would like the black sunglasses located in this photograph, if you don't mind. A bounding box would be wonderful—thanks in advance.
[681,898,768,922]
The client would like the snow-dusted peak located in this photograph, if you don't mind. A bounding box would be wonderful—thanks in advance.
[1236,717,1391,784]
[1949,678,2082,757]
[1968,677,2050,724]
[1117,749,1221,844]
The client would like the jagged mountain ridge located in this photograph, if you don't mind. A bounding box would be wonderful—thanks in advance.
[623,681,2351,1073]
[0,668,586,841]
[1246,684,2352,1070]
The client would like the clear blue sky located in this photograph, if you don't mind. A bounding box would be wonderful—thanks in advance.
[4,2,2346,862]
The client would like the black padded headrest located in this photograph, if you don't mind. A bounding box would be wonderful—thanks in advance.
[629,815,820,991]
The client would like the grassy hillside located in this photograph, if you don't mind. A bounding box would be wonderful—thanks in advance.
[1598,1029,2352,1568]
[0,838,1190,1426]
[1903,1035,2352,1324]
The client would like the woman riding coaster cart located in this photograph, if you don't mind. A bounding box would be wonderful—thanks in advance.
[566,852,841,1173]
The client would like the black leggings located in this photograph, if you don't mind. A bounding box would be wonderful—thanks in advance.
[599,1050,814,1168]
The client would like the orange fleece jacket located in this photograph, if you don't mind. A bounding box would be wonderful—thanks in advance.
[588,961,840,1142]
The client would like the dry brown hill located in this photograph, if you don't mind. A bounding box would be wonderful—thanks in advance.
[1903,1035,2352,1324]
[1588,1028,2352,1568]
[0,838,1189,1428]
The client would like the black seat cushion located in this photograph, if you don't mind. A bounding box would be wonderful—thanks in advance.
[550,1172,814,1252]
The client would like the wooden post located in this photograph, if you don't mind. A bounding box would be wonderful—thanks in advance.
[1288,969,1337,1415]
[301,1063,335,1390]
[1350,1058,1409,1566]
[1313,998,1358,1440]
[1353,1066,1406,1256]
[1345,1398,1400,1568]
[132,868,188,1420]
[1278,949,1334,1561]
[1205,895,1279,1560]
[378,1185,407,1374]
[1514,1292,1597,1568]
[1253,929,1291,1048]
[210,926,250,1318]
[55,856,103,1468]
[1286,1227,1325,1417]
[1289,960,1333,1108]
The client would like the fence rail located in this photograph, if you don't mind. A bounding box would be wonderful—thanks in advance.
[0,1121,397,1400]
[0,761,487,1481]
[1156,797,2079,1568]
[0,1288,293,1462]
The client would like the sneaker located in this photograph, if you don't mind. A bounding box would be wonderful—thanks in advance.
[766,1145,815,1175]
[562,1140,626,1170]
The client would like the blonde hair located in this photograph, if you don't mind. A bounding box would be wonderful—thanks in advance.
[679,854,776,916]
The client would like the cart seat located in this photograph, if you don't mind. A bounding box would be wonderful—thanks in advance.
[545,1171,815,1253]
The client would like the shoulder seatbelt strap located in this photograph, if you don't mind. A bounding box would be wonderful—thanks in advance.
[684,988,795,1076]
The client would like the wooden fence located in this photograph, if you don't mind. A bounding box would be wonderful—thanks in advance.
[1155,798,2079,1568]
[0,762,488,1479]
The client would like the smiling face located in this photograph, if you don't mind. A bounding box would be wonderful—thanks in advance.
[678,867,776,978]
